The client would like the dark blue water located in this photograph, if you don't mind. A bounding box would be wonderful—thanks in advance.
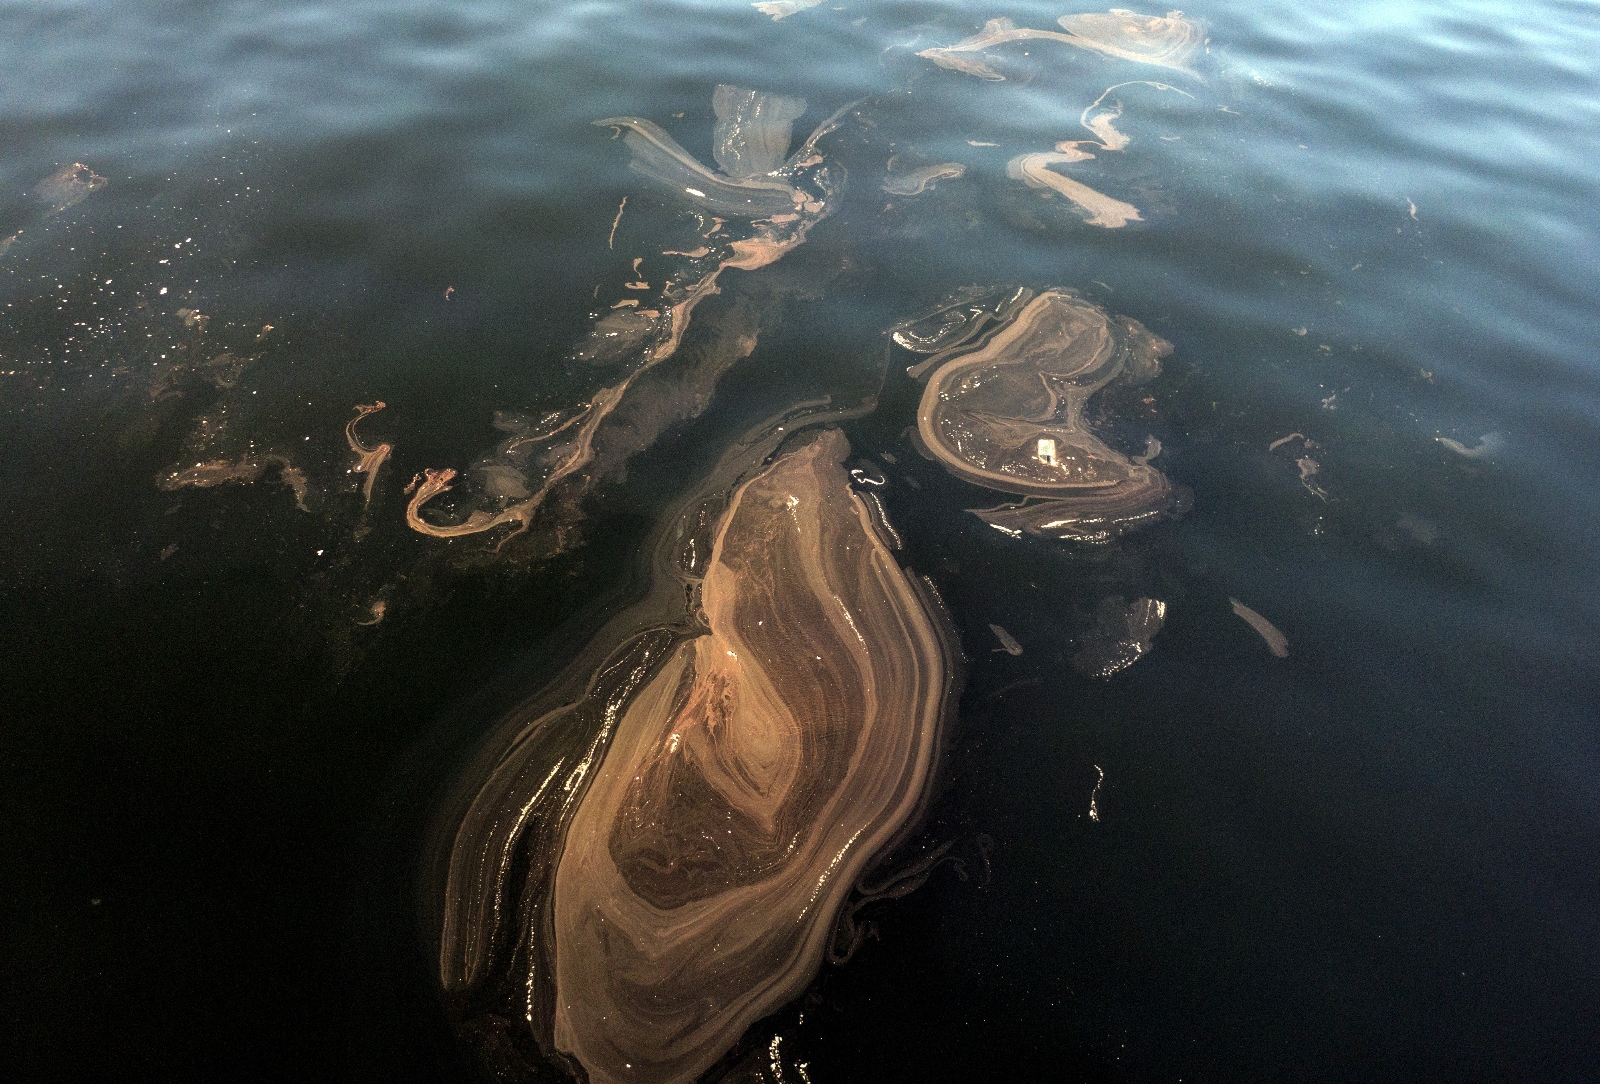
[3,1,1597,1081]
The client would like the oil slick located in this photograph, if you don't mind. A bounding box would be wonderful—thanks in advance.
[989,623,1024,655]
[917,11,1203,81]
[344,402,392,506]
[893,284,1034,363]
[882,161,966,196]
[910,288,1185,542]
[158,455,310,512]
[1437,433,1502,459]
[1055,9,1205,73]
[1229,598,1288,657]
[34,162,108,216]
[408,87,853,549]
[1007,144,1143,228]
[1007,80,1190,228]
[436,426,959,1084]
[1071,596,1166,676]
[752,0,822,20]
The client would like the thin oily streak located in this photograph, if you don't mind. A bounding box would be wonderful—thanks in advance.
[1007,146,1142,228]
[1230,598,1289,657]
[917,11,1204,81]
[405,90,850,550]
[989,623,1023,655]
[345,402,392,506]
[608,196,626,249]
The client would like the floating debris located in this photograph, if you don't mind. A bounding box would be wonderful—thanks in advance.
[1229,598,1288,657]
[1268,432,1305,452]
[1089,765,1104,822]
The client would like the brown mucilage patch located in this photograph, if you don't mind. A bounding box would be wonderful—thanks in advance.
[437,427,959,1084]
[906,287,1184,542]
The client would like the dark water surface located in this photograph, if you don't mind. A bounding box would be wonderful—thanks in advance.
[4,0,1598,1080]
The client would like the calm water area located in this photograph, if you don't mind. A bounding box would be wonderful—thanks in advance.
[3,0,1598,1081]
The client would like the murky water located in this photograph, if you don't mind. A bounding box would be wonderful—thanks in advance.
[3,1,1598,1080]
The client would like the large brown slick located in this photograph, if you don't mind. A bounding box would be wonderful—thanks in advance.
[438,427,958,1084]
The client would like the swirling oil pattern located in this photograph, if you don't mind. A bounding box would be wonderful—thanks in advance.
[912,288,1184,542]
[439,427,958,1084]
[5,0,1600,1081]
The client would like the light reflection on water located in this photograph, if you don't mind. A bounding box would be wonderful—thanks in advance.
[1,0,1597,1080]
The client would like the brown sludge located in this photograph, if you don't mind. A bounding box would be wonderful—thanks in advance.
[1007,143,1142,227]
[34,162,108,215]
[434,426,958,1083]
[1071,596,1166,677]
[917,12,1203,80]
[345,402,392,505]
[881,162,967,196]
[407,89,850,550]
[158,455,309,512]
[1229,598,1288,657]
[541,428,954,1084]
[914,288,1181,542]
[989,623,1024,655]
